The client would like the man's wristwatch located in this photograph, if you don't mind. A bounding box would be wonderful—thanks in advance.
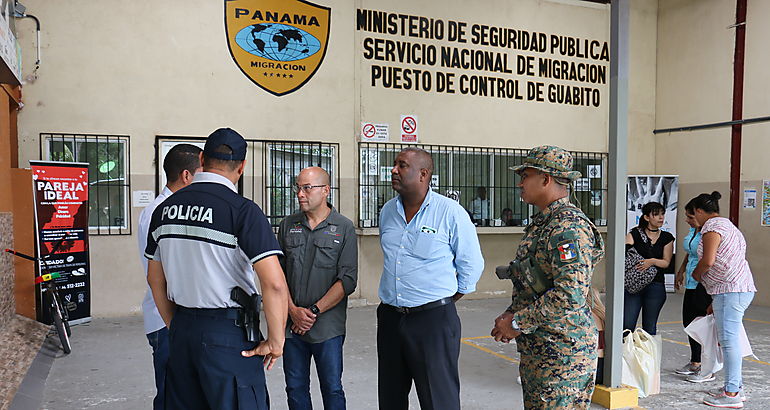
[511,319,520,331]
[309,304,320,315]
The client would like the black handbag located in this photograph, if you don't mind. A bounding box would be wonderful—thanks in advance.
[624,228,657,294]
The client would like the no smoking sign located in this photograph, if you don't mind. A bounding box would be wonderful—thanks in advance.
[400,115,419,143]
[360,122,389,142]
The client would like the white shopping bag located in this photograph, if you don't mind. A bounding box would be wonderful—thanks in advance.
[684,314,758,376]
[621,328,662,398]
[684,315,722,375]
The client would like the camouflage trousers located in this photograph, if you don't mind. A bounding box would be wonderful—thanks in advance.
[518,343,597,409]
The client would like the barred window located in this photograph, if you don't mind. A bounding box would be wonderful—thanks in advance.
[359,142,607,228]
[155,137,340,229]
[264,141,340,227]
[42,133,131,235]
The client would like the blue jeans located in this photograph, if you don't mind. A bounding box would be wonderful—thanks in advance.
[623,281,667,335]
[284,335,346,410]
[712,292,754,393]
[146,327,170,410]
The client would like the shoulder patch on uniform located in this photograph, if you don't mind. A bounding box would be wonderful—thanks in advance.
[557,242,578,262]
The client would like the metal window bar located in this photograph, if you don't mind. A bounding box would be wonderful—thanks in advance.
[358,142,608,228]
[40,133,132,235]
[262,141,340,228]
[155,136,340,230]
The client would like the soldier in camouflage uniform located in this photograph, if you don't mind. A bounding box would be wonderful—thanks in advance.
[491,145,605,409]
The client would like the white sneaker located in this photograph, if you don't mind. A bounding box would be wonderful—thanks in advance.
[687,373,716,383]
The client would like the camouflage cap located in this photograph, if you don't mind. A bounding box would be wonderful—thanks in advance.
[511,145,582,181]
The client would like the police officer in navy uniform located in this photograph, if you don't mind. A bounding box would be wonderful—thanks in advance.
[146,128,289,410]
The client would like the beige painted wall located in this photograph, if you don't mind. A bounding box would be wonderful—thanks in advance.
[655,0,735,130]
[655,0,770,306]
[14,0,657,316]
[627,0,658,175]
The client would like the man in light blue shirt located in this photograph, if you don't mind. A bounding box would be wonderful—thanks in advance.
[136,143,201,410]
[377,147,484,410]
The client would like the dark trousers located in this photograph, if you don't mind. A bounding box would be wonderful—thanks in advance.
[683,283,713,363]
[146,327,170,410]
[623,281,667,335]
[283,335,346,410]
[165,307,269,410]
[376,301,461,410]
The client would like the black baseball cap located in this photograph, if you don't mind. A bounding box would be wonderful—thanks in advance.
[203,128,247,161]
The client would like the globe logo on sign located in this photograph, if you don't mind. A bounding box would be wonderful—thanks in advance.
[235,23,321,62]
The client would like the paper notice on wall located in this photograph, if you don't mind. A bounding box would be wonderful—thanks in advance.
[743,188,757,209]
[431,174,439,190]
[365,150,380,175]
[762,181,770,226]
[380,166,391,182]
[575,178,590,191]
[133,190,155,207]
[587,164,601,179]
[590,190,602,206]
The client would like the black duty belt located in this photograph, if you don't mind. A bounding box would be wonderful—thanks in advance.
[176,306,240,320]
[384,296,454,315]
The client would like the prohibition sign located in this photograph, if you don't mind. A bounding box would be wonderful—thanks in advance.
[402,116,417,134]
[362,123,376,139]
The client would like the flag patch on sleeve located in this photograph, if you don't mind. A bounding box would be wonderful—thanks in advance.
[557,242,577,262]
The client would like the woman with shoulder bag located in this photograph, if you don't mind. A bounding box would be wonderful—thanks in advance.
[623,202,674,335]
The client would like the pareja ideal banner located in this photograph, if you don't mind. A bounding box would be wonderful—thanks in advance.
[30,161,92,324]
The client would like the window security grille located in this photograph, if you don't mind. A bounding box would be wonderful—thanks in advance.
[41,133,132,235]
[155,137,340,229]
[359,142,607,228]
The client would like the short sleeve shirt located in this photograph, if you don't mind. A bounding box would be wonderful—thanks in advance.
[698,217,756,295]
[629,227,675,283]
[144,172,282,308]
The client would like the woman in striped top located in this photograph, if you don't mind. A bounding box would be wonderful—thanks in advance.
[689,191,756,408]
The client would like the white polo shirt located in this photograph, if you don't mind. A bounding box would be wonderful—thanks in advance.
[144,172,282,308]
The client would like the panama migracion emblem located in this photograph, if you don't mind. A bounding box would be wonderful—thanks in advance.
[225,0,330,96]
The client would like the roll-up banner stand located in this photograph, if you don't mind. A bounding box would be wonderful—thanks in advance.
[30,161,92,324]
[627,175,679,293]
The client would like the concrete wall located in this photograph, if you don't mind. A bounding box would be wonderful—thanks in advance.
[655,0,769,306]
[14,0,658,316]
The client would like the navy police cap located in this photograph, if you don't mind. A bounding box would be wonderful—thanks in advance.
[204,128,247,161]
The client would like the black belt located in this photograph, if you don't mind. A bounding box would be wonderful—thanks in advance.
[176,306,240,320]
[384,297,454,315]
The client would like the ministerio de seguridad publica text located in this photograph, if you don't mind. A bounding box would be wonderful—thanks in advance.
[357,9,608,107]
